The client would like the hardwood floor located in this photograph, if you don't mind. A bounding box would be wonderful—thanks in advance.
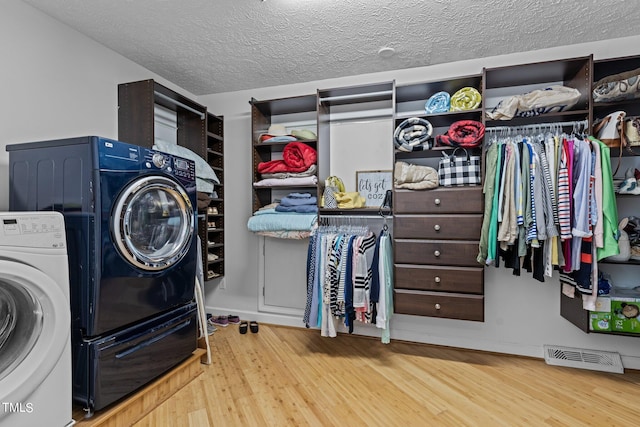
[134,324,640,426]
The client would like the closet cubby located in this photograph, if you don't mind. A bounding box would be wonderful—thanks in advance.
[392,75,485,322]
[592,55,640,122]
[317,81,395,215]
[483,56,593,127]
[250,95,319,213]
[118,79,224,279]
[561,55,640,336]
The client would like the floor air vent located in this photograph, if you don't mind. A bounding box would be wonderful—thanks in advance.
[543,345,624,374]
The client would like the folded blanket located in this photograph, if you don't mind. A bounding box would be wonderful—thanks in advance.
[253,176,318,187]
[247,210,317,232]
[394,161,438,190]
[261,164,317,179]
[257,230,311,240]
[280,193,317,206]
[435,120,485,148]
[257,142,317,174]
[393,117,433,152]
[275,204,318,213]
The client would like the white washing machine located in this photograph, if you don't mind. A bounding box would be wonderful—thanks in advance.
[0,212,74,427]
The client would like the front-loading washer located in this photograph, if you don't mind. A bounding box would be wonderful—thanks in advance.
[0,211,73,427]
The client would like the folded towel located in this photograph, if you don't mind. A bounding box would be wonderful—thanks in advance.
[450,87,482,111]
[275,204,318,213]
[393,117,433,152]
[280,195,318,206]
[424,91,451,114]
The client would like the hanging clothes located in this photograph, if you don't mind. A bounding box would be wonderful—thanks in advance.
[478,126,619,303]
[304,221,393,343]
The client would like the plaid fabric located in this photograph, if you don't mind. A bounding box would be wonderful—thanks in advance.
[438,149,481,186]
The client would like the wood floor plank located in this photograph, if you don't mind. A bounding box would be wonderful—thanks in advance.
[131,324,640,426]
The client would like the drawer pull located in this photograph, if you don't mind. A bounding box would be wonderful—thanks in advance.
[435,303,441,310]
[434,224,441,231]
[434,250,440,257]
[434,276,441,283]
[434,198,441,206]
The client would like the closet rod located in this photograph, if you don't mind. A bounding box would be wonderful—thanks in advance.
[154,91,206,120]
[486,119,589,132]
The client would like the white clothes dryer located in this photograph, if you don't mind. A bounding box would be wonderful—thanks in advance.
[0,212,74,427]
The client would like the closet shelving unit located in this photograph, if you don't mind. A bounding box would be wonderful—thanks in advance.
[250,95,319,213]
[392,74,485,321]
[206,112,225,278]
[561,55,640,336]
[250,95,318,316]
[317,81,395,216]
[118,79,224,279]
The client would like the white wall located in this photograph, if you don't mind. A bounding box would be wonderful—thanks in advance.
[0,0,197,211]
[199,36,640,369]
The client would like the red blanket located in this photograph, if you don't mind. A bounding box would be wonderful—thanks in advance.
[258,142,317,174]
[435,120,485,148]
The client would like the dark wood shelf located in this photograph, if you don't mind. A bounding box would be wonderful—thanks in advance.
[118,79,224,279]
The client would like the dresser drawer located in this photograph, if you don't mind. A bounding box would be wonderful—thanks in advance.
[394,214,482,240]
[394,187,483,214]
[394,289,484,321]
[394,239,479,267]
[395,264,484,294]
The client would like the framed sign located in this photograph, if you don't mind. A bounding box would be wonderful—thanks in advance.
[356,170,392,207]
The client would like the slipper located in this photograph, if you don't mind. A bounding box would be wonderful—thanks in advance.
[249,321,259,334]
[239,321,248,334]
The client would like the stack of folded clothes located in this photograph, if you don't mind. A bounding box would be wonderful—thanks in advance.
[275,192,318,213]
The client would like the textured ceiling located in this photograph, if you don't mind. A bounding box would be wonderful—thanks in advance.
[21,0,640,95]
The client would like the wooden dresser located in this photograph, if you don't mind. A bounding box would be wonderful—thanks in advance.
[393,186,485,321]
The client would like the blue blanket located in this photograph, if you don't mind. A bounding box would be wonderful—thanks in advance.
[248,210,317,232]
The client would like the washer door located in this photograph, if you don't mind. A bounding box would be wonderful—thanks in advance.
[0,260,70,408]
[112,175,194,271]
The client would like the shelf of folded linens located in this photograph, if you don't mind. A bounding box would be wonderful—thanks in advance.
[484,109,591,128]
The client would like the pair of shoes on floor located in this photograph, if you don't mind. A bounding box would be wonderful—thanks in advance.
[209,314,241,328]
[239,320,259,334]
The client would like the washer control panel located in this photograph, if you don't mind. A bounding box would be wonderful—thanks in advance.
[0,212,66,249]
[142,148,196,181]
